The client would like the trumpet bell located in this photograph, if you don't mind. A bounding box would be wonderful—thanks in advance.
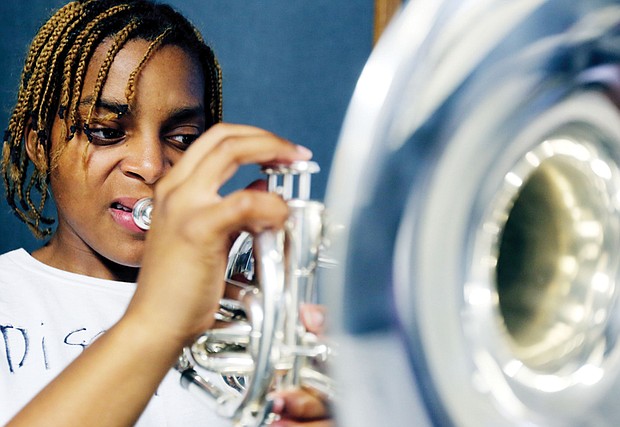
[325,0,620,426]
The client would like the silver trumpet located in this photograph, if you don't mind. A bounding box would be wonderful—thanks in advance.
[133,161,333,427]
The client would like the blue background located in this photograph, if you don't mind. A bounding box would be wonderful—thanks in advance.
[0,1,374,253]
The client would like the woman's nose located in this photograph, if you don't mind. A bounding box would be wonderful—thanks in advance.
[120,135,169,184]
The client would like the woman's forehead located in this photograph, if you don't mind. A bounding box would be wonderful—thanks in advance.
[83,38,205,108]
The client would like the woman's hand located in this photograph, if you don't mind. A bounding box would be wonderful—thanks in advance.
[270,388,333,427]
[125,123,312,349]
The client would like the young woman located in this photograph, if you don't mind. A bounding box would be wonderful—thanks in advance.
[0,0,330,425]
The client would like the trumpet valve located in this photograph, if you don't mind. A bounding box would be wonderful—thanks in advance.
[262,161,320,200]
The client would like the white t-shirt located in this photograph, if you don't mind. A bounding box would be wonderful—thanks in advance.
[0,249,226,426]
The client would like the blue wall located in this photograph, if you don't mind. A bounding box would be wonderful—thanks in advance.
[0,1,373,253]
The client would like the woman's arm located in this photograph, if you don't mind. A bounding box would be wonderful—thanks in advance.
[7,312,182,426]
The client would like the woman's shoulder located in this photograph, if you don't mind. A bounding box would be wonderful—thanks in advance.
[0,248,136,320]
[0,248,52,290]
[0,248,35,271]
[0,249,135,293]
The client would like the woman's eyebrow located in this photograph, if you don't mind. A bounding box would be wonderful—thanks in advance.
[165,105,205,123]
[161,106,207,131]
[76,97,205,123]
[78,96,130,116]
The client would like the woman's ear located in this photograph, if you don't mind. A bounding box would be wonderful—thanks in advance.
[24,122,48,171]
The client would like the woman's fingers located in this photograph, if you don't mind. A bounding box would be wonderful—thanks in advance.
[159,123,311,196]
[151,122,313,247]
[158,190,289,246]
[185,134,311,195]
[300,304,326,335]
[269,388,332,427]
[151,123,312,241]
[244,178,268,192]
[271,419,332,427]
[163,123,271,185]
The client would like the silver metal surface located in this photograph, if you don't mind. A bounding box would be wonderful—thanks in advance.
[132,197,152,230]
[325,0,620,426]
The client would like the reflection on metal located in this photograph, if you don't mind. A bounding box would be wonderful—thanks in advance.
[495,136,617,374]
[325,0,620,426]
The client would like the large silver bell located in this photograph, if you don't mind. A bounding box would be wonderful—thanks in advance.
[325,1,620,426]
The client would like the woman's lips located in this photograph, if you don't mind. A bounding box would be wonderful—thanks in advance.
[109,199,145,234]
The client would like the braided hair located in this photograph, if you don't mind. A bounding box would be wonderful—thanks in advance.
[2,0,223,238]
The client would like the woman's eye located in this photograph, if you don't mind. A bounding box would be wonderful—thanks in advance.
[87,127,125,145]
[169,133,199,149]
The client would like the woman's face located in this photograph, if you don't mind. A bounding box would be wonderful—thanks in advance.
[47,38,206,274]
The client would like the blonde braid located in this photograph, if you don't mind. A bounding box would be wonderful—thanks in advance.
[125,27,172,106]
[57,3,134,159]
[38,7,99,138]
[84,19,141,127]
[21,2,81,79]
[30,5,85,130]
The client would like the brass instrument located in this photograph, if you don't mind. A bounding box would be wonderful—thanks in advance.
[133,161,332,427]
[323,0,620,426]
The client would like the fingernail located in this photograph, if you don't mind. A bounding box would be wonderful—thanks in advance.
[269,395,286,414]
[296,145,313,159]
[303,308,324,330]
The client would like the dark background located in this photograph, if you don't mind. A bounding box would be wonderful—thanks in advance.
[0,1,374,253]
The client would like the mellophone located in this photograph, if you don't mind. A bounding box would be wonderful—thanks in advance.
[132,161,333,427]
